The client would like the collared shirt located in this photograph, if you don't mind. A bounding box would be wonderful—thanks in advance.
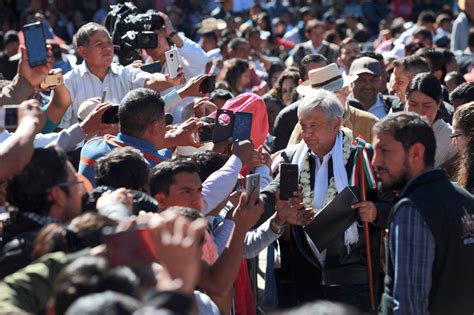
[389,169,435,315]
[79,132,168,187]
[366,94,387,119]
[58,61,151,128]
[305,147,336,267]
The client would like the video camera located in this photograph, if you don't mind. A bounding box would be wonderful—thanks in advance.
[105,2,164,65]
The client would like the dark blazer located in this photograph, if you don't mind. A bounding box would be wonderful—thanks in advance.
[290,40,339,66]
[271,99,301,153]
[348,94,403,116]
[260,143,395,297]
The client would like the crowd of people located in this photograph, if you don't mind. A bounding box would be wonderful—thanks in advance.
[0,0,473,314]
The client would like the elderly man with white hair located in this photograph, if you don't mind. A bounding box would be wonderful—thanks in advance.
[259,90,394,311]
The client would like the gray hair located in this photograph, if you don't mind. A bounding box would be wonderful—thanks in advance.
[297,90,344,122]
[73,22,109,49]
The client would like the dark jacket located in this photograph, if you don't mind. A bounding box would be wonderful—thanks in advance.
[0,214,44,278]
[272,100,301,153]
[260,142,395,303]
[382,169,474,315]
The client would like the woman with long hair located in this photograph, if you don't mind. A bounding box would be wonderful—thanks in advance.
[452,102,474,192]
[272,68,300,106]
[405,72,458,168]
[221,58,251,96]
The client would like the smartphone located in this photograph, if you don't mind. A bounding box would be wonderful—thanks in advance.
[23,22,48,68]
[245,173,260,204]
[199,75,216,94]
[233,112,252,141]
[212,109,234,143]
[198,123,214,143]
[165,49,180,78]
[105,228,159,267]
[279,163,299,200]
[101,105,119,124]
[141,61,162,74]
[40,72,63,90]
[0,105,19,129]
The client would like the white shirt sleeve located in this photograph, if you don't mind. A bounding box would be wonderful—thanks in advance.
[243,217,281,259]
[45,123,85,152]
[254,165,272,190]
[202,155,242,215]
[177,35,209,79]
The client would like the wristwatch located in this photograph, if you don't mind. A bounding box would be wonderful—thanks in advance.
[270,219,287,234]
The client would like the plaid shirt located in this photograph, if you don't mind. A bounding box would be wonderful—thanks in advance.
[389,199,435,315]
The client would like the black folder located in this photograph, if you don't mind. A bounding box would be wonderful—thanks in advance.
[304,186,359,250]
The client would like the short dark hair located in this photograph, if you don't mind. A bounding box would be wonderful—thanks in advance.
[209,89,234,104]
[373,112,436,167]
[300,54,328,79]
[415,48,446,80]
[119,88,164,136]
[413,27,433,44]
[73,22,109,49]
[7,147,69,215]
[191,151,228,182]
[406,72,442,104]
[202,31,218,43]
[228,37,249,52]
[150,159,199,196]
[95,147,150,191]
[418,10,436,24]
[305,19,325,34]
[393,56,430,78]
[268,61,285,82]
[450,82,474,104]
[357,51,383,63]
[445,71,466,86]
[54,256,139,315]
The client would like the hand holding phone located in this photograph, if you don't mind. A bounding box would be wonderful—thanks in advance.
[279,163,299,200]
[165,49,180,78]
[199,75,216,94]
[212,109,234,143]
[245,173,260,205]
[23,22,48,68]
[233,112,252,141]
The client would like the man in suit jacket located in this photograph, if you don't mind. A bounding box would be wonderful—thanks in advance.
[260,89,393,311]
[287,19,339,67]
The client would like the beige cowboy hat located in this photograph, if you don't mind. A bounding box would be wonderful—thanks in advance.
[197,18,227,34]
[296,63,358,96]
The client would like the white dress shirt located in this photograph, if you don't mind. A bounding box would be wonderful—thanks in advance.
[366,94,387,119]
[58,61,151,128]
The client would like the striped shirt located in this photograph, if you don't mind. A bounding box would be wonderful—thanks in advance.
[58,61,151,128]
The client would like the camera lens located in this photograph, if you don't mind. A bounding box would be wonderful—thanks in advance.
[170,53,174,58]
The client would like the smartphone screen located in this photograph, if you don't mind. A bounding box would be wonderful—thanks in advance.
[212,109,234,143]
[23,22,48,68]
[105,228,159,267]
[101,105,119,124]
[165,49,180,78]
[279,163,299,200]
[245,173,260,204]
[141,61,162,74]
[0,105,19,129]
[233,112,252,141]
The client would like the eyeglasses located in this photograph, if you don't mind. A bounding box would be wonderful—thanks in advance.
[450,133,465,140]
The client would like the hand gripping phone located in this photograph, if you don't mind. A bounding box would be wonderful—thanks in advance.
[279,163,299,200]
[165,48,180,78]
